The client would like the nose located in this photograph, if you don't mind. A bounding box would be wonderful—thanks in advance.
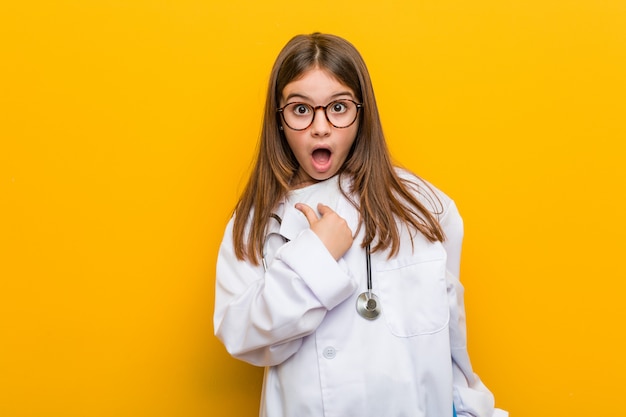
[310,107,331,137]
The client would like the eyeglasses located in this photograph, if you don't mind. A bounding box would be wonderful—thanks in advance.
[277,99,363,131]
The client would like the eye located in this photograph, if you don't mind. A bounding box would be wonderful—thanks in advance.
[291,103,312,116]
[329,101,349,114]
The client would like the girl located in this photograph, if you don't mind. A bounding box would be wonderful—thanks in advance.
[214,33,507,417]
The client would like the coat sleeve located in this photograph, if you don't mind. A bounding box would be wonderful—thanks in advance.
[440,198,508,417]
[213,217,358,367]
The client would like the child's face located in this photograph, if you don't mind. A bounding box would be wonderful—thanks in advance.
[280,67,359,188]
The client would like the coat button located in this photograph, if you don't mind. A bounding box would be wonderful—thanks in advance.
[322,346,336,359]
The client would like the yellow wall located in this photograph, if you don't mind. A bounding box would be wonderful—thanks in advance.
[1,1,624,416]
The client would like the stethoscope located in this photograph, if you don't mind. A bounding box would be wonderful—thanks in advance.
[355,244,382,320]
[261,213,290,272]
[262,214,381,320]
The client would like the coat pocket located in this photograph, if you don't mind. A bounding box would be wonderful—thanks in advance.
[376,253,449,338]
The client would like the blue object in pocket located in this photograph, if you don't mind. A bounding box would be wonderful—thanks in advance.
[453,403,457,417]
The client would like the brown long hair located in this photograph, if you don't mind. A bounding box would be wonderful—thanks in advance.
[232,33,444,265]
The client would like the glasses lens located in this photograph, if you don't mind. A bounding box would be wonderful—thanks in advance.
[281,100,360,130]
[326,100,358,128]
[282,103,314,130]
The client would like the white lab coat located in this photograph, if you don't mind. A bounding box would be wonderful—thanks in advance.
[214,170,507,417]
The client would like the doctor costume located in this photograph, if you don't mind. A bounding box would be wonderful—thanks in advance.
[214,170,507,417]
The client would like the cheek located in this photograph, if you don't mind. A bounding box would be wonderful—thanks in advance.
[283,132,305,154]
[342,128,359,152]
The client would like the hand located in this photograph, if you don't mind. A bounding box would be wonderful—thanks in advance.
[295,203,354,260]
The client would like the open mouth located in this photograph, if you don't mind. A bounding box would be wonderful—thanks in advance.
[312,148,332,171]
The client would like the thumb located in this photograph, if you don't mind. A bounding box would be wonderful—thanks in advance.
[295,203,319,225]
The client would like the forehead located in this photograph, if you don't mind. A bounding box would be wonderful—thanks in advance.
[281,67,355,103]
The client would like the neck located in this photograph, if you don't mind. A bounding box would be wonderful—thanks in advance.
[289,170,321,190]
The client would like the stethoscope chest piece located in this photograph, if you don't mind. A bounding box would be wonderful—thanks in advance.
[356,291,381,320]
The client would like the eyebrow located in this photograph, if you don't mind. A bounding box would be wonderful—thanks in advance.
[283,91,355,103]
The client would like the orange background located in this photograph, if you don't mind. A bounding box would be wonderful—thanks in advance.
[1,1,625,416]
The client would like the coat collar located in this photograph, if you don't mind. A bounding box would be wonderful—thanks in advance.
[267,176,360,242]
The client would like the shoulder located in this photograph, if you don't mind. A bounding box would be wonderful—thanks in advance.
[394,167,464,238]
[394,167,453,215]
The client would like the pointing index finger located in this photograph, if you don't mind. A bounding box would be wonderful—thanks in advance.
[295,203,319,225]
